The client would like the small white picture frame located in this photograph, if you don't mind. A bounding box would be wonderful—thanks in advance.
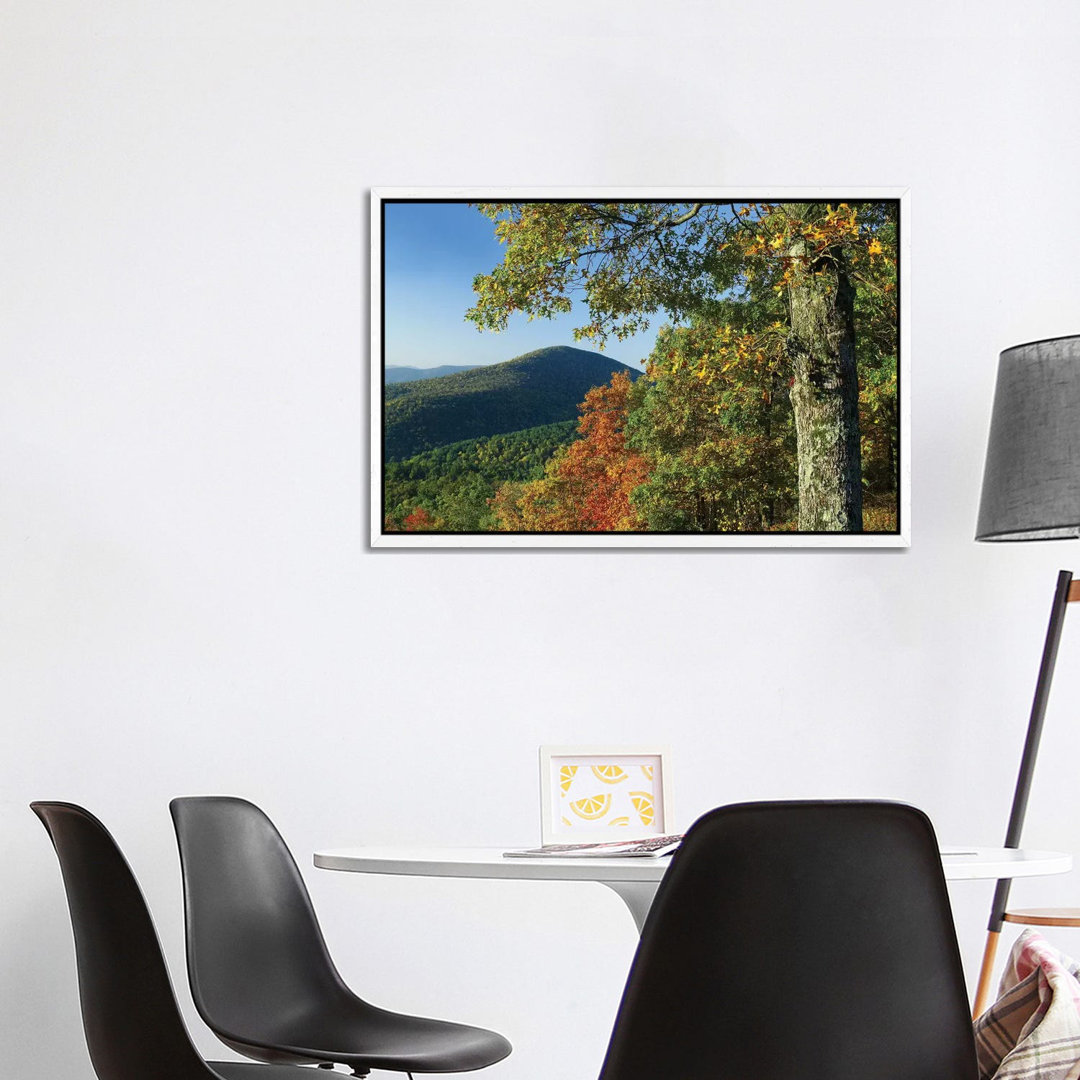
[539,745,672,845]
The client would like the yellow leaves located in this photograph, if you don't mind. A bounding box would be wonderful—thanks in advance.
[867,238,884,256]
[824,202,856,226]
[769,235,785,251]
[817,202,859,243]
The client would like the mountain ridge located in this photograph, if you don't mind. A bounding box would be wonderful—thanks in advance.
[383,345,641,461]
[385,364,481,383]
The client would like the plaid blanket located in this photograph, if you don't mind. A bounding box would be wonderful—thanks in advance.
[975,929,1080,1080]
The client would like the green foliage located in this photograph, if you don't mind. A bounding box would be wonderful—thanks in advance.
[467,200,899,534]
[624,324,798,532]
[383,345,639,460]
[383,420,578,531]
[851,202,899,520]
[467,202,747,344]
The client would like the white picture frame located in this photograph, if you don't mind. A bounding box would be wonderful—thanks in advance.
[538,745,673,845]
[371,187,910,549]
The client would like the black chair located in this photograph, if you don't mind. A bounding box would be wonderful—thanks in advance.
[169,796,511,1078]
[31,801,316,1080]
[597,800,979,1080]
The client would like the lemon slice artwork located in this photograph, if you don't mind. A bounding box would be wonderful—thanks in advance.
[630,791,655,827]
[569,793,612,821]
[559,765,578,793]
[608,816,630,827]
[591,764,628,784]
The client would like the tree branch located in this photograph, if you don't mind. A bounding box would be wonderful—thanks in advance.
[658,203,702,228]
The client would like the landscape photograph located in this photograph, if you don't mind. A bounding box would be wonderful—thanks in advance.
[374,193,904,545]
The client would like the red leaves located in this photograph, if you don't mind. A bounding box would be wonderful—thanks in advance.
[402,506,435,531]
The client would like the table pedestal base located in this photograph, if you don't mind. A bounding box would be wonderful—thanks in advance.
[600,881,659,934]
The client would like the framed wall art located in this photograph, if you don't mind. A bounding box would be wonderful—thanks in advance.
[372,188,909,548]
[538,745,672,845]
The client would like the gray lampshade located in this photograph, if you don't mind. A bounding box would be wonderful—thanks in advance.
[976,334,1080,541]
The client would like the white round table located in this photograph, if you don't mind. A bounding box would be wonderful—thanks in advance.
[314,845,1073,933]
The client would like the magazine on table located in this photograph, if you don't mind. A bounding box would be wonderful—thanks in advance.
[503,834,683,859]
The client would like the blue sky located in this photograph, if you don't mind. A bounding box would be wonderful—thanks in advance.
[381,201,659,370]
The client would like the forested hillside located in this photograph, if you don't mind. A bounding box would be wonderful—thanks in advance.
[383,421,577,531]
[383,345,639,461]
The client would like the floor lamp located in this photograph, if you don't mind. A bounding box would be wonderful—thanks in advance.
[972,334,1080,1018]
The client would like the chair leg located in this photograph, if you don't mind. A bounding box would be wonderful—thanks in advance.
[972,928,1001,1019]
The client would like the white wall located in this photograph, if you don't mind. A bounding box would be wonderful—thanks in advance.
[4,2,1080,1076]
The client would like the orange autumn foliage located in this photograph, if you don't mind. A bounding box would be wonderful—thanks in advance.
[492,371,649,532]
[402,506,437,531]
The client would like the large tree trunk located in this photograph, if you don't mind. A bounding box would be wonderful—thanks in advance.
[786,242,863,531]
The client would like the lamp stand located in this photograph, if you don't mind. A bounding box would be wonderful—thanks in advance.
[972,569,1078,1018]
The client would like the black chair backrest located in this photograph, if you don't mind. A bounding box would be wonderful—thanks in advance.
[31,801,218,1080]
[169,796,352,1042]
[598,800,978,1080]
